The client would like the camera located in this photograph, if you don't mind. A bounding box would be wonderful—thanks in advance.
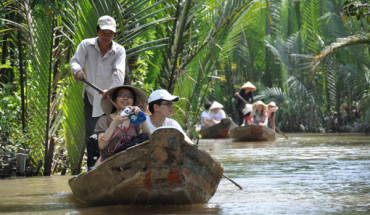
[129,111,147,125]
[120,107,131,116]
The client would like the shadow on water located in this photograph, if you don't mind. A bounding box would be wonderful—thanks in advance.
[0,133,369,214]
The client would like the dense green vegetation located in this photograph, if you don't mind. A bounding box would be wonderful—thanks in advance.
[0,0,369,176]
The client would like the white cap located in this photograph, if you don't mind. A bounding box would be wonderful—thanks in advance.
[98,15,116,33]
[148,89,179,103]
[210,101,224,110]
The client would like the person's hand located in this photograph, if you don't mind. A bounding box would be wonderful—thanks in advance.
[235,92,239,96]
[102,89,108,97]
[113,113,129,125]
[130,106,141,115]
[74,71,87,82]
[113,113,131,130]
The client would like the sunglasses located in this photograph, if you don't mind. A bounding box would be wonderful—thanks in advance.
[117,93,133,99]
[160,101,174,106]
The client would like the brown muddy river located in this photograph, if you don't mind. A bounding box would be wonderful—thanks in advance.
[0,133,369,214]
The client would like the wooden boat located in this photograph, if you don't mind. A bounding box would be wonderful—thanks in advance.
[199,117,237,139]
[230,125,276,141]
[68,127,224,205]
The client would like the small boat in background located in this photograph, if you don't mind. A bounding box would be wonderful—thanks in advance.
[199,117,237,139]
[69,127,224,205]
[230,125,276,141]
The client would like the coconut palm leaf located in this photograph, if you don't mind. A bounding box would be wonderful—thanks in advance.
[255,87,285,104]
[302,0,322,53]
[311,33,370,71]
[5,1,65,174]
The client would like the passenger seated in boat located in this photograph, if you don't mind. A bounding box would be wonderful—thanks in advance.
[252,101,268,126]
[208,101,226,126]
[241,104,254,126]
[94,85,150,163]
[267,101,279,130]
[146,89,193,144]
[235,81,257,125]
[200,101,213,129]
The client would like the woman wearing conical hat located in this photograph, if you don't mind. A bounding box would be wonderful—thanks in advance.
[235,81,257,125]
[94,85,150,163]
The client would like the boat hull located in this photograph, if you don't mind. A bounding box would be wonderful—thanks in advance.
[68,128,224,205]
[230,125,276,141]
[199,117,237,139]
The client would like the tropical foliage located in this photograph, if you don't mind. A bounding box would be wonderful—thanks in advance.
[0,0,368,176]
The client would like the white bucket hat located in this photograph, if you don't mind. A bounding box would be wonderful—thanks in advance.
[252,101,267,112]
[98,15,116,33]
[148,89,179,103]
[267,101,279,112]
[210,101,224,110]
[100,85,147,114]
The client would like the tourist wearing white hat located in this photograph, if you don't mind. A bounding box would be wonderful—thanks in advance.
[252,101,268,126]
[235,81,257,125]
[70,15,126,170]
[208,101,226,126]
[146,89,193,144]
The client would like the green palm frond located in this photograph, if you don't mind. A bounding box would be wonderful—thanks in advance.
[265,32,313,77]
[323,59,337,108]
[301,0,321,54]
[21,8,55,172]
[255,87,285,104]
[311,33,370,71]
[62,77,85,174]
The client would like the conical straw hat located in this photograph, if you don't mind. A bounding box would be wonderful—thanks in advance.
[100,85,148,114]
[210,101,224,110]
[241,81,257,91]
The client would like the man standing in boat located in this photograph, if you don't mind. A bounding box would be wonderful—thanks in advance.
[70,15,126,171]
[146,89,193,144]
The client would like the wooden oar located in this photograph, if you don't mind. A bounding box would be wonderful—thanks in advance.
[79,77,120,110]
[235,92,288,139]
[223,174,243,190]
[275,126,288,139]
[78,77,103,93]
[191,144,243,190]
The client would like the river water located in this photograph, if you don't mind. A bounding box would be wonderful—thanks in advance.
[0,133,369,215]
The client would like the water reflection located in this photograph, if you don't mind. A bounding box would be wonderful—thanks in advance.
[0,133,369,214]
